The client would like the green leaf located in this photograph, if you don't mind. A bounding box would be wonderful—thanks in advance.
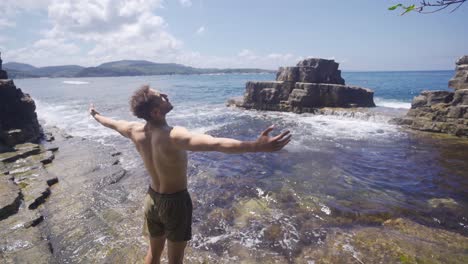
[388,3,403,11]
[401,4,416,15]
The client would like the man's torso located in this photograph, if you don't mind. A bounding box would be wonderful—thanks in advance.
[130,124,188,193]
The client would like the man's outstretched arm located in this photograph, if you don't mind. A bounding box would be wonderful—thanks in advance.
[170,125,291,153]
[89,104,135,138]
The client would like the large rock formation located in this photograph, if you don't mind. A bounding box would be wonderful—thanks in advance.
[396,55,468,137]
[0,61,42,147]
[232,58,375,113]
[0,52,8,79]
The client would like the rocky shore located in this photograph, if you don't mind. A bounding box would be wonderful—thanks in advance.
[2,127,467,263]
[396,55,468,137]
[0,125,148,263]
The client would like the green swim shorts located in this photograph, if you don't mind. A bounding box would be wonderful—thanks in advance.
[143,187,193,242]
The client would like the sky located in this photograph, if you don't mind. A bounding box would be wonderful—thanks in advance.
[0,0,467,71]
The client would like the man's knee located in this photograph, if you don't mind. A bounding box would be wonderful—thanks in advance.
[149,236,166,256]
[167,240,187,264]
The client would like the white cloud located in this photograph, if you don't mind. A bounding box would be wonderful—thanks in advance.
[7,0,184,66]
[238,49,257,60]
[173,49,295,69]
[180,0,192,7]
[196,26,205,35]
[2,0,302,69]
[0,18,15,28]
[267,53,293,61]
[0,0,52,28]
[8,38,82,66]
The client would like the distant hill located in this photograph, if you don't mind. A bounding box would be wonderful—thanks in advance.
[3,60,275,79]
[4,62,38,72]
[34,65,85,77]
[4,62,84,78]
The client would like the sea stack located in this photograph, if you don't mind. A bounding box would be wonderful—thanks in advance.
[396,55,468,137]
[230,58,375,113]
[0,53,42,148]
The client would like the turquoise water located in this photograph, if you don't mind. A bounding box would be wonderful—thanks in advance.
[14,71,468,261]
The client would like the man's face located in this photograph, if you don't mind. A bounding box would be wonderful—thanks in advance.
[152,89,173,115]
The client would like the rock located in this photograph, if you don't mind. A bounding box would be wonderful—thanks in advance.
[0,53,7,79]
[456,55,468,66]
[452,88,468,106]
[276,58,345,84]
[28,150,55,165]
[234,58,374,113]
[0,79,42,147]
[289,83,375,110]
[111,151,122,157]
[449,55,468,90]
[46,177,59,186]
[44,132,55,142]
[396,56,468,137]
[0,212,55,263]
[0,70,6,79]
[428,198,458,210]
[293,218,468,264]
[0,177,22,221]
[0,143,41,163]
[47,146,59,152]
[414,90,454,107]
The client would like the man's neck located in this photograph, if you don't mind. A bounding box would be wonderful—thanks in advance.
[147,118,168,129]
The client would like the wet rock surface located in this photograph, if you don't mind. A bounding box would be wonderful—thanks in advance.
[294,218,468,264]
[0,176,21,221]
[232,58,375,113]
[1,123,185,263]
[396,55,468,137]
[0,140,58,263]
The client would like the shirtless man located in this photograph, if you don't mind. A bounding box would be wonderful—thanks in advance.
[89,85,291,264]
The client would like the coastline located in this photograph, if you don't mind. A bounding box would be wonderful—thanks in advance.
[1,123,468,263]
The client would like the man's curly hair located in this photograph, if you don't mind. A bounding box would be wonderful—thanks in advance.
[130,85,161,120]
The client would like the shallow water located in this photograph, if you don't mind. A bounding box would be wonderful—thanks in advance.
[13,71,468,261]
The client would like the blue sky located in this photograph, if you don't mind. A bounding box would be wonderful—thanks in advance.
[0,0,467,70]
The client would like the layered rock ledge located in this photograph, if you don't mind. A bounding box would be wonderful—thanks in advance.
[0,140,59,263]
[0,126,139,263]
[230,58,375,113]
[396,55,468,137]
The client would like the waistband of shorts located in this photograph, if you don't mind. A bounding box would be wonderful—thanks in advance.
[147,186,189,199]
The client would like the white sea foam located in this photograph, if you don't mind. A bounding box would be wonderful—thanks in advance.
[63,80,90,85]
[239,109,404,148]
[35,99,118,139]
[35,96,407,170]
[375,97,411,109]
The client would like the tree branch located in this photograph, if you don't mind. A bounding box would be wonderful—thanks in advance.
[389,0,466,14]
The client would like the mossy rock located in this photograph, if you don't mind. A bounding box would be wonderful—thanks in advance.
[234,198,271,228]
[428,198,459,210]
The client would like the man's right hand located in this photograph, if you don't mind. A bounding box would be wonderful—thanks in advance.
[89,104,100,118]
[255,125,291,152]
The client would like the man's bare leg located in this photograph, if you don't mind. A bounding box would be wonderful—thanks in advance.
[167,240,187,264]
[145,235,166,264]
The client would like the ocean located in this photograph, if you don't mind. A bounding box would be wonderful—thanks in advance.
[13,71,468,262]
